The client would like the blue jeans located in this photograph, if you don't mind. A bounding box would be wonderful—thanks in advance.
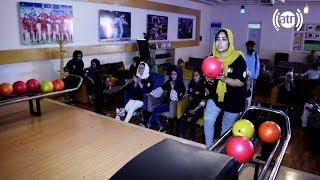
[204,99,241,149]
[148,103,170,128]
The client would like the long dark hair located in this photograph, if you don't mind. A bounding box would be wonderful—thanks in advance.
[191,68,203,84]
[215,29,228,41]
[169,65,183,85]
[91,59,101,70]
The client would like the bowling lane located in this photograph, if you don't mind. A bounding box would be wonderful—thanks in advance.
[0,98,204,179]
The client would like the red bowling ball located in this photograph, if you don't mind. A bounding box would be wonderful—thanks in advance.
[26,79,40,93]
[226,136,254,163]
[202,56,224,79]
[13,81,27,95]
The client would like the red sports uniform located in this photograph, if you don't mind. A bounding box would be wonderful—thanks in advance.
[31,16,38,33]
[21,17,31,32]
[49,14,58,32]
[58,15,66,34]
[38,12,49,32]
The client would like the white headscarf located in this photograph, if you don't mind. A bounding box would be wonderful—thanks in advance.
[286,71,294,81]
[136,61,150,80]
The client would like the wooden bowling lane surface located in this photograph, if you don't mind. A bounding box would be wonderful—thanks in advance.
[0,99,204,179]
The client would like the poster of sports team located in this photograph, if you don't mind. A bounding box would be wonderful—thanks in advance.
[19,2,73,45]
[18,2,194,45]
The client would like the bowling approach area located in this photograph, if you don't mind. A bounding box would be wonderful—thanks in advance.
[0,99,292,179]
[1,98,319,179]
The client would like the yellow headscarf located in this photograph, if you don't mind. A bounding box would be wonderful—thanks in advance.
[212,29,244,102]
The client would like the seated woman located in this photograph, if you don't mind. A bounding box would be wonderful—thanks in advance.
[301,64,320,80]
[147,66,186,132]
[64,50,85,77]
[278,71,296,105]
[116,62,152,123]
[301,85,320,128]
[63,50,85,104]
[301,86,320,151]
[87,59,104,114]
[177,68,206,140]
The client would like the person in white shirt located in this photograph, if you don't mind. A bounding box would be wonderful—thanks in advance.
[302,64,320,80]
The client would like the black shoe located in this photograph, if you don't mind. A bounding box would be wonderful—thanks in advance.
[158,126,166,133]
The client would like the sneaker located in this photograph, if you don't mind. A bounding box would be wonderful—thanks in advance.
[88,95,93,104]
[115,115,121,121]
[158,126,166,133]
[139,123,146,128]
[146,122,151,129]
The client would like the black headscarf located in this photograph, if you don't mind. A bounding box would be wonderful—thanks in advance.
[72,50,83,60]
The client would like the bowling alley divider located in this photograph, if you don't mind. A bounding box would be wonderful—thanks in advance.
[0,74,83,116]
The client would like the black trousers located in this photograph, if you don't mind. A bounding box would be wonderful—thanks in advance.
[178,106,203,140]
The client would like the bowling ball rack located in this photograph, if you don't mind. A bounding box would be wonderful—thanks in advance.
[0,74,83,116]
[209,106,291,180]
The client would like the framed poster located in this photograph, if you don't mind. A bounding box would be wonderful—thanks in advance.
[178,17,193,39]
[19,2,73,45]
[292,32,303,51]
[99,10,131,41]
[293,23,320,51]
[147,14,168,40]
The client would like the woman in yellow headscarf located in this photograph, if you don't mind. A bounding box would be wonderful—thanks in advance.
[204,28,247,149]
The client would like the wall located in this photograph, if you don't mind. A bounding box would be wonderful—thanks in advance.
[2,1,319,84]
[0,0,212,83]
[210,3,320,63]
[151,0,214,59]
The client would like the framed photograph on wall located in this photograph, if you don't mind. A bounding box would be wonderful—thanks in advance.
[147,14,168,40]
[178,17,193,39]
[99,10,131,42]
[292,32,303,51]
[19,2,73,45]
[293,23,320,51]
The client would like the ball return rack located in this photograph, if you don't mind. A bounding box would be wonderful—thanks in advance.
[0,74,83,116]
[208,106,291,180]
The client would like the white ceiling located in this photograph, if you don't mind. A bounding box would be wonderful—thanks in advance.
[194,0,320,5]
